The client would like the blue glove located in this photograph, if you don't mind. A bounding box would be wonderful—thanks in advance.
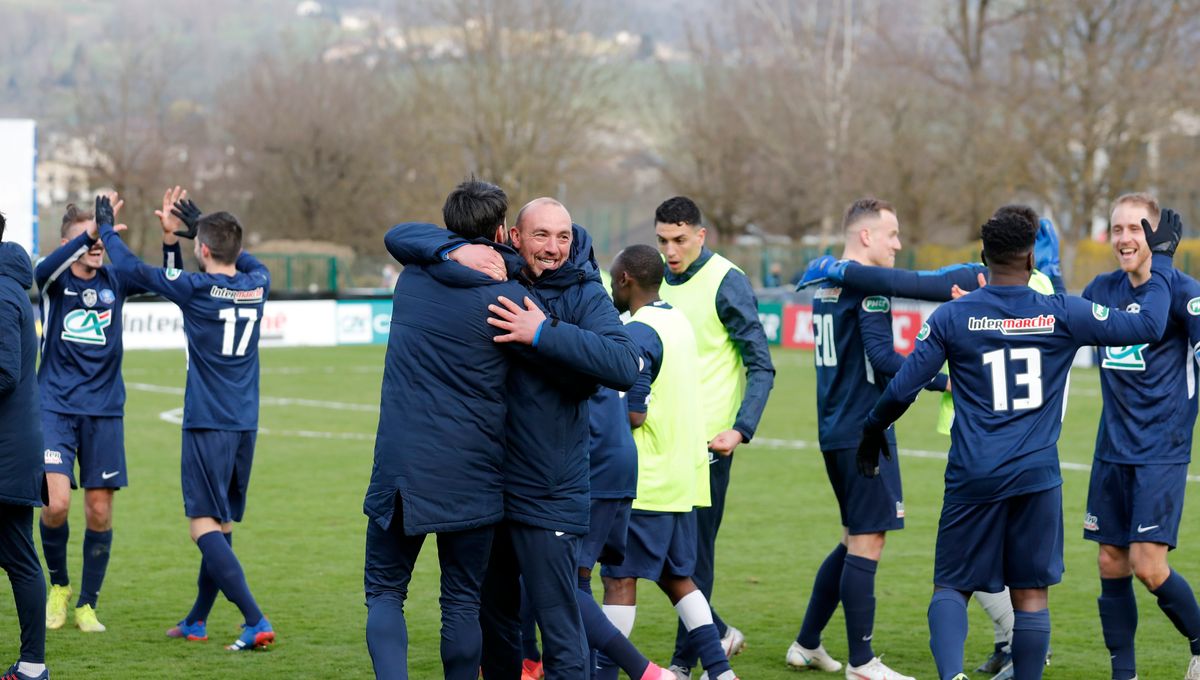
[1034,218,1061,278]
[796,255,850,289]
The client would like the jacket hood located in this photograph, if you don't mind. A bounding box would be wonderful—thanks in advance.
[530,223,602,290]
[426,239,524,288]
[0,243,33,289]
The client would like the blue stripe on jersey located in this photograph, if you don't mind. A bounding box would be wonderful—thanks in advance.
[1085,268,1200,465]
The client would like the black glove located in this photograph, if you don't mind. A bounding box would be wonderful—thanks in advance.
[1143,208,1183,257]
[856,426,891,478]
[94,195,114,228]
[171,199,202,239]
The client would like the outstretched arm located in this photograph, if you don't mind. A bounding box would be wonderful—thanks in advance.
[95,196,195,305]
[841,262,988,302]
[35,233,95,291]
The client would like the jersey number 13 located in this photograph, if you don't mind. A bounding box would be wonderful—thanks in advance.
[981,347,1043,411]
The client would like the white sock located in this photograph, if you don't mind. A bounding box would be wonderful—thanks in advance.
[602,604,636,637]
[674,590,714,631]
[975,588,1014,648]
[18,662,46,676]
[716,672,737,680]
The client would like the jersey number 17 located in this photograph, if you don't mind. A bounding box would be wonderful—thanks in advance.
[219,308,259,357]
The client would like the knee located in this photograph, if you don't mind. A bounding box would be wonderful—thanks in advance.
[1010,587,1048,612]
[847,532,886,561]
[602,577,636,605]
[41,498,69,527]
[1131,558,1170,590]
[84,501,113,532]
[1098,545,1131,579]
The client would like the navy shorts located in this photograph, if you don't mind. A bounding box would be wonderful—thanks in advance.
[42,411,127,489]
[823,445,904,534]
[181,429,256,523]
[934,486,1064,593]
[1084,460,1188,549]
[578,498,631,569]
[601,510,696,581]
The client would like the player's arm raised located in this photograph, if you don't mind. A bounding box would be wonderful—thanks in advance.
[1068,210,1181,347]
[858,298,949,391]
[95,195,195,305]
[34,231,96,292]
[857,311,951,477]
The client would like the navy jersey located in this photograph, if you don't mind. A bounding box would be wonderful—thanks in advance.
[99,224,270,431]
[874,256,1173,504]
[1083,268,1200,465]
[35,234,180,417]
[587,386,638,499]
[812,282,946,451]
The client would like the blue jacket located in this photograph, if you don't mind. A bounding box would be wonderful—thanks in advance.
[0,243,44,506]
[387,222,640,534]
[365,232,533,535]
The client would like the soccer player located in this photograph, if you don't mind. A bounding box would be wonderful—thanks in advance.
[789,198,937,680]
[602,244,738,680]
[796,217,1065,678]
[0,211,50,680]
[386,199,640,679]
[93,193,276,651]
[1081,193,1200,680]
[856,204,1181,680]
[35,192,182,633]
[364,180,535,679]
[653,196,775,677]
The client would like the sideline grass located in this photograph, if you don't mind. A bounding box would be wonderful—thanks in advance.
[0,345,1197,678]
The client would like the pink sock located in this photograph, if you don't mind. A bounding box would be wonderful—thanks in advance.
[640,662,663,680]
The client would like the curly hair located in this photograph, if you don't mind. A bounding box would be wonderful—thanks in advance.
[981,204,1038,265]
[655,196,702,227]
[613,244,664,289]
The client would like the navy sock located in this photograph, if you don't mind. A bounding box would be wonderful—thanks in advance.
[798,543,847,648]
[576,588,649,677]
[195,531,262,625]
[366,592,409,677]
[687,624,731,677]
[1153,569,1200,655]
[1098,576,1137,680]
[39,519,69,587]
[187,532,231,625]
[77,529,112,608]
[1011,609,1050,680]
[841,554,878,667]
[928,589,969,680]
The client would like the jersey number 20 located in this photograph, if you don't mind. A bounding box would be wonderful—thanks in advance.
[981,347,1043,411]
[813,314,837,367]
[219,308,259,357]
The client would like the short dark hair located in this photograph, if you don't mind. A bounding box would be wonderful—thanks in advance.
[196,211,243,264]
[443,179,508,241]
[61,203,94,237]
[613,244,664,289]
[843,197,895,231]
[0,210,6,242]
[655,196,702,227]
[981,204,1038,265]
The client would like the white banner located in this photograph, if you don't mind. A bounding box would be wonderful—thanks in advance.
[121,300,339,350]
[0,119,37,257]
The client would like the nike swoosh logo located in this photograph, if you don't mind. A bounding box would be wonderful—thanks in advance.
[101,471,120,480]
[862,634,872,641]
[64,289,78,296]
[554,531,565,537]
[1137,524,1159,533]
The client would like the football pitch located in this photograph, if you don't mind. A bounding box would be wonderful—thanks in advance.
[2,344,1198,679]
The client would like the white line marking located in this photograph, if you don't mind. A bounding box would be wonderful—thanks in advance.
[155,405,373,441]
[752,437,1200,483]
[127,382,376,412]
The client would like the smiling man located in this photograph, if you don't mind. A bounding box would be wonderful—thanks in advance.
[35,194,181,635]
[652,197,775,678]
[1081,193,1200,680]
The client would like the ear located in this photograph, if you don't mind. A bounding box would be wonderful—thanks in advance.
[696,226,707,246]
[1025,250,1034,272]
[508,225,519,246]
[858,227,872,249]
[493,224,505,243]
[980,249,988,267]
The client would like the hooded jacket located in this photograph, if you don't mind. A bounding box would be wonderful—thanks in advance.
[0,242,44,506]
[365,233,533,535]
[386,222,639,534]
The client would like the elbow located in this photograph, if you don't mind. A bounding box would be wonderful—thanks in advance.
[628,412,646,429]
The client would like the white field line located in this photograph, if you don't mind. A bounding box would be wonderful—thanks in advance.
[752,437,1200,483]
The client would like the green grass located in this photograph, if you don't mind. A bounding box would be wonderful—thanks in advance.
[1,345,1198,678]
